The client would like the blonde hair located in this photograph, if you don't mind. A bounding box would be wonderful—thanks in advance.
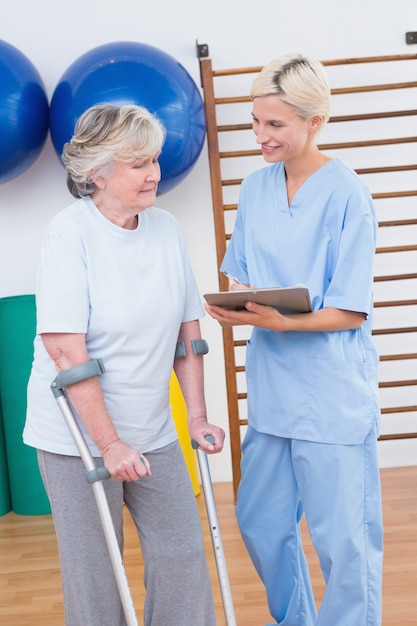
[251,54,331,123]
[62,103,166,198]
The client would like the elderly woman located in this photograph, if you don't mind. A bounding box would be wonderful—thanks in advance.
[24,103,224,626]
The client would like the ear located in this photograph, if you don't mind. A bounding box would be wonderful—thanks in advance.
[310,115,324,132]
[90,169,105,189]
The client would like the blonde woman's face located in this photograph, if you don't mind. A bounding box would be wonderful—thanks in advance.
[251,95,317,164]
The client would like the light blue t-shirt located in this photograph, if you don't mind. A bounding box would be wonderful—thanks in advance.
[221,159,380,444]
[24,197,204,455]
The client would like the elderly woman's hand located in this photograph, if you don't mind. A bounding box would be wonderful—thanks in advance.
[189,418,226,455]
[102,439,152,481]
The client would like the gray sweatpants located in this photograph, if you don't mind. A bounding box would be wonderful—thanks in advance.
[38,441,216,626]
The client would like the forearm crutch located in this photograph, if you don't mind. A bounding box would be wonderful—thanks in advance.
[50,359,139,626]
[192,436,237,626]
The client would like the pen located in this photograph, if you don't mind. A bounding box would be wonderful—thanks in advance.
[224,272,241,286]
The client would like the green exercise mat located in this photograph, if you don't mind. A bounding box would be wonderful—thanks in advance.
[0,401,11,516]
[0,295,51,515]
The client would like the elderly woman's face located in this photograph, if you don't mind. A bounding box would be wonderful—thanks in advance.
[93,154,161,215]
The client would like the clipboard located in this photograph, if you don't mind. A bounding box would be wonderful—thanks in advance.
[203,285,312,314]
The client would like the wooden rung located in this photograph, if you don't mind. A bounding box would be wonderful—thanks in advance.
[373,191,417,200]
[209,53,417,78]
[212,66,263,78]
[321,53,417,66]
[234,339,248,348]
[378,431,417,440]
[381,406,417,414]
[318,137,417,151]
[379,353,417,361]
[237,393,247,401]
[374,273,417,282]
[218,123,252,133]
[215,95,251,105]
[224,203,238,211]
[378,219,417,228]
[373,327,417,335]
[222,178,244,186]
[331,81,417,95]
[330,110,417,123]
[219,148,261,158]
[374,299,417,307]
[379,380,417,388]
[376,244,417,254]
[357,165,417,175]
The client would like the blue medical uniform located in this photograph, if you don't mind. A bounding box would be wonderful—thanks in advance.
[221,159,383,625]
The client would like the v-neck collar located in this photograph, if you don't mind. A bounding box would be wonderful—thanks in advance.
[278,159,334,213]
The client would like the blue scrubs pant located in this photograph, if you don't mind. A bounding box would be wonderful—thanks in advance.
[236,425,383,626]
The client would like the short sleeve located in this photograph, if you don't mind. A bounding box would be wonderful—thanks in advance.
[220,180,250,284]
[36,234,90,334]
[324,190,377,315]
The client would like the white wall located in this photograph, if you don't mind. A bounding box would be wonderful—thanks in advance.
[1,0,416,481]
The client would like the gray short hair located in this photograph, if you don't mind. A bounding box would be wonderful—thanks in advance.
[62,104,166,198]
[251,54,331,124]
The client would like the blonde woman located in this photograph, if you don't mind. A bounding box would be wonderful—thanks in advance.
[206,55,383,626]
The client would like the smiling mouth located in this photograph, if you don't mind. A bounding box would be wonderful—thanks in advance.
[262,144,280,152]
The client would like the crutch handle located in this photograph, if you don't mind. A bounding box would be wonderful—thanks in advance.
[191,434,215,449]
[86,466,111,483]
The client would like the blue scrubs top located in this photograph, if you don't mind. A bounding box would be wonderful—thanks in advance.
[221,159,380,444]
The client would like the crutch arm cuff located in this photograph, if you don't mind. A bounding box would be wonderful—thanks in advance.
[191,434,215,449]
[192,339,209,355]
[50,358,105,397]
[175,339,209,358]
[174,341,187,358]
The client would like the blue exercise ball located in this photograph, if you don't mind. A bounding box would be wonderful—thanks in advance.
[49,41,206,195]
[0,40,49,184]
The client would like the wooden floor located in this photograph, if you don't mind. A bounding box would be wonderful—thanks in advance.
[0,466,416,625]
